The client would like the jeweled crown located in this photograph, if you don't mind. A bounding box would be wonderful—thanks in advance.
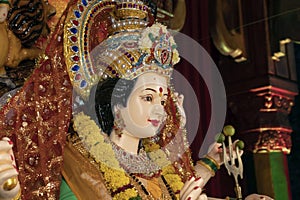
[64,0,180,99]
[91,23,179,79]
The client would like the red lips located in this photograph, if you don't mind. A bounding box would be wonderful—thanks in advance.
[148,119,160,127]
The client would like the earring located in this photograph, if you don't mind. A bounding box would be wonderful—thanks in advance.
[113,109,125,137]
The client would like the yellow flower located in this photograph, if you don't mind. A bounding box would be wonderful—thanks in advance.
[161,165,176,175]
[113,188,138,200]
[148,149,170,168]
[142,139,160,152]
[164,174,184,192]
[100,164,130,191]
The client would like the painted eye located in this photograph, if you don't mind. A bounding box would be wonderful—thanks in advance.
[141,95,153,102]
[146,96,152,101]
[161,100,165,106]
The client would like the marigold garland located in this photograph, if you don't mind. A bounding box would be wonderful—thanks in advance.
[73,112,185,199]
[73,112,137,199]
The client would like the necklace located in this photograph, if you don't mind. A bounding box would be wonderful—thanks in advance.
[110,140,161,178]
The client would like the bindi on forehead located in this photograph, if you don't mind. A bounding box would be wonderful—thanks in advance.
[159,87,164,97]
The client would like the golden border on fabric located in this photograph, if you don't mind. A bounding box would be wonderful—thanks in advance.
[62,138,112,200]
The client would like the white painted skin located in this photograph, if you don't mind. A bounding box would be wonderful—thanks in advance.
[110,72,169,154]
[0,137,20,200]
[0,5,9,23]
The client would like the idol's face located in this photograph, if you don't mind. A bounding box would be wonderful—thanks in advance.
[117,72,169,138]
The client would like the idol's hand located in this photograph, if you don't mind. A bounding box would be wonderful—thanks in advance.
[174,92,186,128]
[245,194,274,200]
[207,140,244,166]
[0,137,20,200]
[206,142,223,166]
[0,4,9,23]
[180,176,207,200]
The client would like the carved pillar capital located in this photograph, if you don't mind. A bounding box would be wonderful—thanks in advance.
[253,128,292,153]
[250,86,295,114]
[228,85,297,153]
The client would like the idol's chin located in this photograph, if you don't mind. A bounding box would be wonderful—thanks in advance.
[137,127,159,139]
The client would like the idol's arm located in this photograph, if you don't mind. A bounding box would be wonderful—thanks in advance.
[194,162,215,187]
[194,142,223,186]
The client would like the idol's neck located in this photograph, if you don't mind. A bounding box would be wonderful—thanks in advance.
[109,129,140,154]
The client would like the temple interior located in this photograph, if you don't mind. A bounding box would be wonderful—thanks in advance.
[0,0,299,199]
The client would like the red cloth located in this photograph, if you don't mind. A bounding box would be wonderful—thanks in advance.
[0,6,73,199]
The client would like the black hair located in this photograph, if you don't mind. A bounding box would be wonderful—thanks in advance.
[94,77,137,135]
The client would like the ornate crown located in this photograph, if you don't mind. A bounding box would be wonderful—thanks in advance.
[64,0,180,99]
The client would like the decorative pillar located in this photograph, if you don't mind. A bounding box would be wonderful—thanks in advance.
[228,85,295,199]
[209,0,299,198]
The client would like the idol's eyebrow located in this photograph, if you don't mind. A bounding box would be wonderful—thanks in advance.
[143,88,157,93]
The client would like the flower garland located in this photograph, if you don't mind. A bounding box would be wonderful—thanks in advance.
[73,112,137,200]
[73,112,185,199]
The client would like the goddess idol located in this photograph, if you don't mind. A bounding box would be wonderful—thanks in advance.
[0,0,273,199]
